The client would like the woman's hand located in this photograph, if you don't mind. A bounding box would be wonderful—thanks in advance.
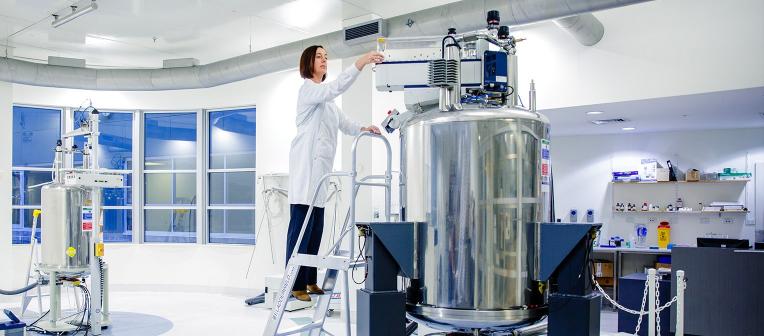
[355,51,385,70]
[361,125,381,135]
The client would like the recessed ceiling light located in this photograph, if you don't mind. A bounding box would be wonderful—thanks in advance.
[622,127,636,131]
[586,111,603,115]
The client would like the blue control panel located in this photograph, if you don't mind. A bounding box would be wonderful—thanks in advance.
[483,51,508,93]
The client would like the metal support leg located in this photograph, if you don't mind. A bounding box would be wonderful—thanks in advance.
[49,271,59,326]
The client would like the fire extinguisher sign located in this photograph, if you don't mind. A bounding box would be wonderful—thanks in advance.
[541,139,551,192]
[82,206,94,232]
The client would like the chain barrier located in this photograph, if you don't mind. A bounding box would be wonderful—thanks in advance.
[592,273,687,336]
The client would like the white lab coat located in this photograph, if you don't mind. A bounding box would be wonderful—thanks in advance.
[289,65,363,207]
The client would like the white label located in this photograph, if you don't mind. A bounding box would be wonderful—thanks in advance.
[496,75,507,82]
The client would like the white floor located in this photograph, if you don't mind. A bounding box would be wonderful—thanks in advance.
[0,290,629,335]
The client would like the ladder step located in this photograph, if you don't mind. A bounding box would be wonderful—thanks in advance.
[275,321,323,336]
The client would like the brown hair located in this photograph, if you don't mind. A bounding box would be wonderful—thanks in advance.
[299,45,326,82]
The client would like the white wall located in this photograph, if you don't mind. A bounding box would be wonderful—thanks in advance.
[551,128,764,246]
[0,81,12,291]
[514,0,764,109]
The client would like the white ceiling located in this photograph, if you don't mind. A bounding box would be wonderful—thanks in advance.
[0,0,460,68]
[542,87,764,136]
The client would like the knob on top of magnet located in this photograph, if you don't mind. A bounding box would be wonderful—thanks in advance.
[447,27,456,35]
[487,10,500,25]
[498,26,510,39]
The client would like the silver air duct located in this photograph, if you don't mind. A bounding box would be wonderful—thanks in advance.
[553,13,606,46]
[0,0,650,91]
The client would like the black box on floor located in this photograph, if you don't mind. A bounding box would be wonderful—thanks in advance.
[356,289,406,336]
[548,292,601,336]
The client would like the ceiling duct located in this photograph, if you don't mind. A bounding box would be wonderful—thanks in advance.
[553,13,605,46]
[0,0,651,91]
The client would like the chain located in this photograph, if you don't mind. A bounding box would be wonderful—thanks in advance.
[633,279,649,336]
[591,274,688,336]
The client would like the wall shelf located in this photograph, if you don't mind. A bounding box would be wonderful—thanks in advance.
[611,179,750,185]
[613,211,749,214]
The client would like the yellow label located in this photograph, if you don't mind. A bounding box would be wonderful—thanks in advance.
[66,247,77,258]
[95,242,105,257]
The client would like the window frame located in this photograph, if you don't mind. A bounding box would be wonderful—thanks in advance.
[206,106,257,245]
[70,108,135,242]
[142,110,200,243]
[11,104,64,244]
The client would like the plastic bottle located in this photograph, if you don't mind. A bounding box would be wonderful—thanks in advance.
[657,221,671,249]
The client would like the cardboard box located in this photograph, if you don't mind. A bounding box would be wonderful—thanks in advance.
[685,169,700,182]
[656,168,670,182]
[593,260,614,277]
[596,277,615,287]
[655,262,671,270]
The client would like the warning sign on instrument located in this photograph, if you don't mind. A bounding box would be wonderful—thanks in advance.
[541,139,551,191]
[82,206,93,232]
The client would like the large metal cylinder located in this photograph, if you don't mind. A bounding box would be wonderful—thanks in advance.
[40,183,91,275]
[401,106,551,330]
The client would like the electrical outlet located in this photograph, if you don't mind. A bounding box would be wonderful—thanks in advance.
[722,217,735,224]
[648,217,657,223]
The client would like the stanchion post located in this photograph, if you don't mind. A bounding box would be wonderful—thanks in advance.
[648,268,656,336]
[676,270,685,336]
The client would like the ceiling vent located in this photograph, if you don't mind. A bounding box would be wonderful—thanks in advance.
[591,118,629,125]
[344,19,387,45]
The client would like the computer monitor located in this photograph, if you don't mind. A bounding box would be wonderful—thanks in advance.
[696,237,750,249]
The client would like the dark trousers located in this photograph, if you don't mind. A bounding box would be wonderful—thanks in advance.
[286,204,325,291]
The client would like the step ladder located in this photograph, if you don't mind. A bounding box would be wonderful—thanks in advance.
[20,210,46,317]
[263,132,393,336]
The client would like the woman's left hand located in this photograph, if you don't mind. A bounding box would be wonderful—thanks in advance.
[361,125,381,135]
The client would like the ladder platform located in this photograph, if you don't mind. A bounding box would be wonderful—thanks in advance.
[290,254,351,270]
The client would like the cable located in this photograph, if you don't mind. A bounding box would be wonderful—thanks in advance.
[0,282,39,295]
[351,234,368,285]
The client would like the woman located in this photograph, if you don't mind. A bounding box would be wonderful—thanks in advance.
[286,45,384,301]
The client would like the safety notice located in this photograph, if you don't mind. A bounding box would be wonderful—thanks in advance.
[82,206,93,232]
[541,139,550,191]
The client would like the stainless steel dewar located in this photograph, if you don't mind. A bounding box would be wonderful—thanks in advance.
[401,105,551,330]
[40,183,91,275]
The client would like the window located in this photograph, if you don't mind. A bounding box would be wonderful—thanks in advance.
[144,112,197,243]
[208,107,256,244]
[73,111,133,242]
[11,106,62,244]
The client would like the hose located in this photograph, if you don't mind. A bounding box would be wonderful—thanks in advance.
[0,282,40,295]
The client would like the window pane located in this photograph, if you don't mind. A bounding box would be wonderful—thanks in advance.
[145,173,196,205]
[12,170,53,206]
[12,209,42,244]
[13,106,61,167]
[209,108,256,169]
[103,174,132,206]
[209,172,256,205]
[144,209,196,243]
[209,209,255,244]
[73,112,133,170]
[103,209,132,243]
[144,112,196,170]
